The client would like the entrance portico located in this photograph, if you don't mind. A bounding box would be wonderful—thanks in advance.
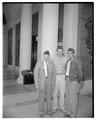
[3,3,93,93]
[16,4,80,84]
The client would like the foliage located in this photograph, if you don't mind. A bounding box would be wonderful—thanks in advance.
[85,16,93,57]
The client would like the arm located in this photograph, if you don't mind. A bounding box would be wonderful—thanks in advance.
[34,62,40,90]
[52,62,56,91]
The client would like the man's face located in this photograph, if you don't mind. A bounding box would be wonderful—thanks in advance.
[67,51,74,59]
[57,49,63,57]
[43,54,49,61]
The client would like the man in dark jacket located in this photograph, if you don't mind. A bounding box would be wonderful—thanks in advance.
[65,48,83,117]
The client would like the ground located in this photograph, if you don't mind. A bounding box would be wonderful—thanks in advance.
[3,69,93,118]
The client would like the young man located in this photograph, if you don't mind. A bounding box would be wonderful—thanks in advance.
[52,46,67,113]
[65,48,83,117]
[34,51,56,117]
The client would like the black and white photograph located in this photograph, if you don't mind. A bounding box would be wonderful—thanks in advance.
[2,1,94,118]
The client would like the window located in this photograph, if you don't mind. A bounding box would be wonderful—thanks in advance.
[15,23,21,66]
[8,28,13,65]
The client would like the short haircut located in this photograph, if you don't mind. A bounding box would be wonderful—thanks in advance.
[43,50,50,56]
[67,48,75,54]
[56,46,63,51]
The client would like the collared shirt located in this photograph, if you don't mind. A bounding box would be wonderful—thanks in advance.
[53,55,67,74]
[43,61,48,77]
[65,57,74,76]
[65,60,71,76]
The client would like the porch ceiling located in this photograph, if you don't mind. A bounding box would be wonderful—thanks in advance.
[3,3,40,25]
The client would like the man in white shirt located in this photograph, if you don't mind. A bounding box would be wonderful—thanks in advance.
[34,51,56,117]
[52,46,67,113]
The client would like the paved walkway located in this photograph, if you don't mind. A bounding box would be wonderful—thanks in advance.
[3,69,93,118]
[3,89,92,118]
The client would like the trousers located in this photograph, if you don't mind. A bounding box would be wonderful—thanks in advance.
[65,77,79,117]
[52,75,65,111]
[38,78,52,114]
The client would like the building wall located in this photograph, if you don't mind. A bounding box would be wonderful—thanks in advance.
[3,4,93,80]
[56,4,93,80]
[3,4,39,70]
[77,4,93,80]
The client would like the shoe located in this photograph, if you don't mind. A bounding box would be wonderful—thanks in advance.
[64,109,72,115]
[39,113,44,118]
[40,114,44,118]
[46,112,53,117]
[60,109,65,113]
[52,109,57,113]
[70,114,77,118]
[64,113,72,118]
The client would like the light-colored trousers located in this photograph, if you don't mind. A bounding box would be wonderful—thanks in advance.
[52,75,65,111]
[38,78,52,114]
[65,77,79,117]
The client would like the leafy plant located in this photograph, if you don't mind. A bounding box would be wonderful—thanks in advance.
[85,16,93,57]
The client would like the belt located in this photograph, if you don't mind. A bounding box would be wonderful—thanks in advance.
[56,74,64,75]
[65,75,69,77]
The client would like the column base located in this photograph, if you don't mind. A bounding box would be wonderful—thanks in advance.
[16,75,23,84]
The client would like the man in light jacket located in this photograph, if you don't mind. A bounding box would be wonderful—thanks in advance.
[34,50,56,117]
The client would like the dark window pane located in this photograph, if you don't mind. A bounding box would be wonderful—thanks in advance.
[15,23,20,66]
[8,28,13,65]
[58,4,64,42]
[32,12,38,36]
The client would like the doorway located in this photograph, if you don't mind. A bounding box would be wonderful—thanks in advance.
[31,35,37,71]
[30,12,38,84]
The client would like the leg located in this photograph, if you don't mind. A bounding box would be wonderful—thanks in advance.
[59,75,65,112]
[46,89,51,113]
[39,91,45,116]
[45,78,53,116]
[65,77,71,114]
[52,76,59,111]
[70,81,78,117]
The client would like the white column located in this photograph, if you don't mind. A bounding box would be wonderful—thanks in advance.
[37,4,43,61]
[40,4,59,59]
[17,4,32,84]
[12,25,16,67]
[3,25,8,68]
[63,4,79,56]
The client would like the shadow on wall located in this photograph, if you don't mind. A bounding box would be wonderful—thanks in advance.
[80,80,92,96]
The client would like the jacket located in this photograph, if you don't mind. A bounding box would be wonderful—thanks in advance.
[34,59,56,91]
[65,57,83,82]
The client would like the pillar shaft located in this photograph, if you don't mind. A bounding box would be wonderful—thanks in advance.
[41,4,59,58]
[3,26,8,68]
[17,4,32,83]
[63,4,79,56]
[20,4,32,70]
[37,4,43,61]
